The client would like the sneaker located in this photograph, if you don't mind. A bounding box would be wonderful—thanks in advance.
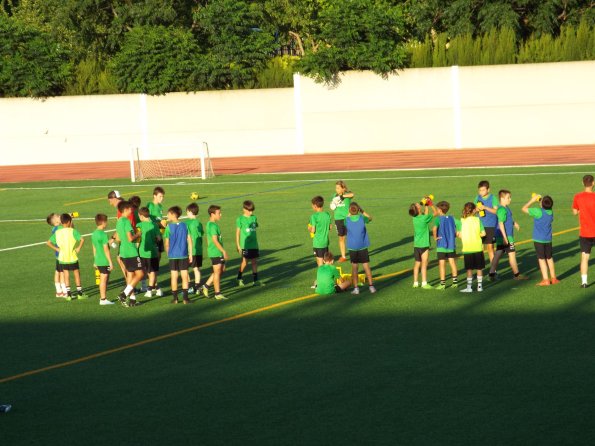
[351,287,360,295]
[513,274,529,281]
[55,292,65,298]
[202,285,209,298]
[412,283,419,288]
[550,278,560,285]
[338,257,348,263]
[451,283,459,289]
[171,298,179,304]
[369,285,377,294]
[77,292,89,300]
[477,287,483,292]
[66,294,77,301]
[311,284,317,289]
[128,299,138,307]
[460,288,473,293]
[421,284,433,290]
[155,288,163,297]
[144,290,153,298]
[215,294,228,301]
[435,284,446,290]
[118,293,128,307]
[536,280,551,287]
[488,273,497,282]
[238,279,245,287]
[581,283,588,288]
[100,299,114,305]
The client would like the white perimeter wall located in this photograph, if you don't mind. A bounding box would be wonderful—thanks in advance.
[0,61,593,166]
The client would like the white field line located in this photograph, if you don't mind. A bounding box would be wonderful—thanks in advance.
[0,229,115,253]
[0,166,593,191]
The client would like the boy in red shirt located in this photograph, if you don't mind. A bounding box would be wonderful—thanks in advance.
[572,175,595,288]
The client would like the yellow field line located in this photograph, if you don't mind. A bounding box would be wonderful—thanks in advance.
[63,190,148,206]
[0,226,580,385]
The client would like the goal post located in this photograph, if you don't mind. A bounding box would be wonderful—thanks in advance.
[130,141,215,182]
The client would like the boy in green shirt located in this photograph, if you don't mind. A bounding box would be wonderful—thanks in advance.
[330,180,355,263]
[409,200,436,289]
[201,205,228,301]
[309,196,333,289]
[91,214,114,305]
[315,251,351,295]
[235,200,262,287]
[138,207,163,298]
[115,201,144,307]
[489,190,529,281]
[184,202,204,294]
[47,213,87,300]
[147,186,166,258]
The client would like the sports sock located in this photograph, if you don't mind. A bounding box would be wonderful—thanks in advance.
[413,281,419,286]
[124,285,134,296]
[514,272,520,278]
[440,280,446,286]
[182,289,188,300]
[253,272,258,282]
[147,286,154,291]
[66,286,71,296]
[466,277,473,289]
[194,281,199,289]
[61,283,67,294]
[452,277,458,284]
[172,290,178,299]
[477,276,483,289]
[54,283,61,293]
[421,281,428,286]
[582,274,588,285]
[237,271,243,280]
[76,286,83,294]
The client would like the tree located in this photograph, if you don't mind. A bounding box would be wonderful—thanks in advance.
[298,0,409,84]
[0,15,71,97]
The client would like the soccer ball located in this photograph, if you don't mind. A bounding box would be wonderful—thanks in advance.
[190,192,199,200]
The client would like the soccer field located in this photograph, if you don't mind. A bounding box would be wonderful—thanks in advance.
[2,165,595,445]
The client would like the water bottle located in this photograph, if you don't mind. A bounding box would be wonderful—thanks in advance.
[95,267,100,285]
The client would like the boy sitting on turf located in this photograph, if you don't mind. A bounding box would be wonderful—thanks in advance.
[457,202,486,293]
[315,251,351,295]
[345,202,376,295]
[164,206,193,305]
[409,200,436,289]
[201,205,228,301]
[91,214,114,305]
[433,201,459,289]
[522,194,559,286]
[138,207,163,298]
[309,196,332,288]
[115,201,144,307]
[474,180,499,264]
[184,202,204,294]
[489,190,529,281]
[47,213,87,300]
[47,212,66,298]
[236,200,262,287]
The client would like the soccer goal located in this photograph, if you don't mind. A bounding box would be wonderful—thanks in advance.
[130,142,215,182]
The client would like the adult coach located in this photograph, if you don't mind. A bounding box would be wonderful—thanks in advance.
[572,175,595,288]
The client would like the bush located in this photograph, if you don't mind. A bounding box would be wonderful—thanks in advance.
[254,56,297,88]
[64,57,118,95]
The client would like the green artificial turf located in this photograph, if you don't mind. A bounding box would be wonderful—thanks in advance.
[1,165,595,445]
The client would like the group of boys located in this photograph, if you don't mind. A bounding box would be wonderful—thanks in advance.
[47,186,263,306]
[410,175,595,292]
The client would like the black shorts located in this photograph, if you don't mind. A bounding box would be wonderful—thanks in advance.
[97,266,111,275]
[437,251,456,260]
[157,239,165,253]
[335,219,347,237]
[579,237,595,254]
[414,247,429,262]
[61,262,80,271]
[55,260,63,272]
[169,258,189,271]
[189,255,203,268]
[349,249,370,264]
[496,241,516,253]
[122,256,143,272]
[482,227,496,245]
[141,257,160,273]
[210,256,226,266]
[313,247,329,259]
[242,249,260,259]
[534,242,553,260]
[464,252,486,270]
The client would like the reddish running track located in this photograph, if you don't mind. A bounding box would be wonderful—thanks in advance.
[1,145,594,183]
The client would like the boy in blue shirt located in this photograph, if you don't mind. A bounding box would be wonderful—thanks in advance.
[522,194,559,286]
[345,202,376,295]
[164,206,193,304]
[432,201,458,289]
[474,180,499,264]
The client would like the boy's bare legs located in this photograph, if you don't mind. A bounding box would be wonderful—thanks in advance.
[413,260,421,285]
[351,263,359,288]
[99,273,109,301]
[580,253,590,286]
[363,263,373,286]
[547,258,558,282]
[448,258,458,283]
[180,270,190,304]
[170,270,180,303]
[193,267,201,289]
[538,259,549,281]
[438,260,446,281]
[338,236,347,259]
[486,244,495,263]
[421,250,430,284]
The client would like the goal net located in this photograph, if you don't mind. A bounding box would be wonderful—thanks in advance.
[130,142,215,182]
